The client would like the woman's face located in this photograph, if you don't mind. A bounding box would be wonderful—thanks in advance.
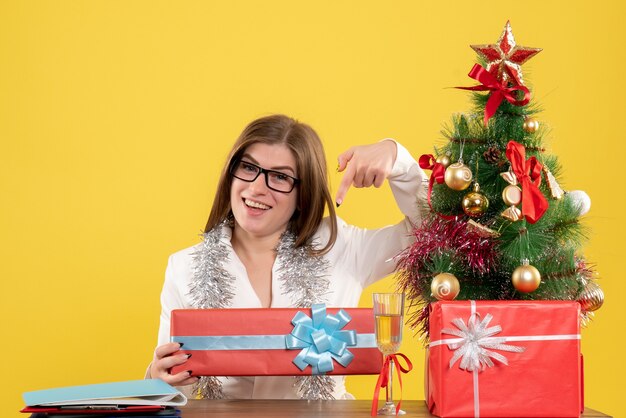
[230,142,299,241]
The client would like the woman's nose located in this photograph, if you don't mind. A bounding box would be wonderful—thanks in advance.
[248,172,269,193]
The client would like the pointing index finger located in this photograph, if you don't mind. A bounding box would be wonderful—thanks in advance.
[335,162,356,207]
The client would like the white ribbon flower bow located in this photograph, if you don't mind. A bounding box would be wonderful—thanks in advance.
[442,312,525,372]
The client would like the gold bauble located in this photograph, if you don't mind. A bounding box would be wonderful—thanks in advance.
[436,154,451,168]
[431,273,460,301]
[462,183,489,217]
[444,162,473,191]
[578,281,604,312]
[512,262,541,293]
[523,118,540,133]
[502,184,522,206]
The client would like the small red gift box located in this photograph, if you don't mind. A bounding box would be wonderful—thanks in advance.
[427,300,583,418]
[170,304,382,376]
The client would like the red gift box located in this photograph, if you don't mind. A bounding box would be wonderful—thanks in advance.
[170,305,382,376]
[427,300,583,418]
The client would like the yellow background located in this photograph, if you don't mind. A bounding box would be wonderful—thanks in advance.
[1,1,624,416]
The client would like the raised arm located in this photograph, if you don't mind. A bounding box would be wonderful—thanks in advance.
[334,140,427,287]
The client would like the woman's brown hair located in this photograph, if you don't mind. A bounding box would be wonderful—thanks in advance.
[204,114,338,254]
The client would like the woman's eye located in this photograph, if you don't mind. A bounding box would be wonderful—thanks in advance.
[270,172,289,183]
[241,162,257,172]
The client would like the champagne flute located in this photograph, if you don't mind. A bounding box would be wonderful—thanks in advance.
[373,293,405,415]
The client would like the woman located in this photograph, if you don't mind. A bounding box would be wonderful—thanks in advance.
[148,114,427,399]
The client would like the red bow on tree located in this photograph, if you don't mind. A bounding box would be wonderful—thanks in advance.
[419,154,445,207]
[505,140,548,223]
[419,154,456,220]
[456,64,530,126]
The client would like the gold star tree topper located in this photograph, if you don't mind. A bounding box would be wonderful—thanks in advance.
[471,21,542,86]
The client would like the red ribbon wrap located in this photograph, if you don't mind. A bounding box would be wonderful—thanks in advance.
[419,154,445,209]
[418,154,456,220]
[456,64,531,126]
[371,353,413,416]
[505,140,548,224]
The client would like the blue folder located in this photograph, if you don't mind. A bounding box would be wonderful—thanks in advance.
[23,379,187,407]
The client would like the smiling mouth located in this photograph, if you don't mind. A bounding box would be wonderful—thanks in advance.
[244,198,271,210]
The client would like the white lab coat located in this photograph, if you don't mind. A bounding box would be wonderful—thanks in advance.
[154,142,427,399]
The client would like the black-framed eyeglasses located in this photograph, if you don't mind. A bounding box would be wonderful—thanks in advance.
[230,160,300,193]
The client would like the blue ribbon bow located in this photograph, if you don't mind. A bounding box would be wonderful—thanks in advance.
[285,304,357,374]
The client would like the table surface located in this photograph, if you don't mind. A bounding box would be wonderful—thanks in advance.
[180,399,612,417]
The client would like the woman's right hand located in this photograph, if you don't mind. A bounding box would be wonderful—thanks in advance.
[148,342,199,386]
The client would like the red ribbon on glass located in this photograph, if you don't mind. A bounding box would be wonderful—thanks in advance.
[456,64,531,126]
[371,353,413,416]
[419,154,455,220]
[505,140,548,224]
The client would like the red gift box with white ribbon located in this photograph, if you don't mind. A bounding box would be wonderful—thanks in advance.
[427,300,583,418]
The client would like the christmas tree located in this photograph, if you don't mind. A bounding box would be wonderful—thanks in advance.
[398,21,604,338]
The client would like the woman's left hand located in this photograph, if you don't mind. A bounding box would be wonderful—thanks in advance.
[335,140,398,206]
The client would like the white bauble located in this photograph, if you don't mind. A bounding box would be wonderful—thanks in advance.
[567,190,591,216]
